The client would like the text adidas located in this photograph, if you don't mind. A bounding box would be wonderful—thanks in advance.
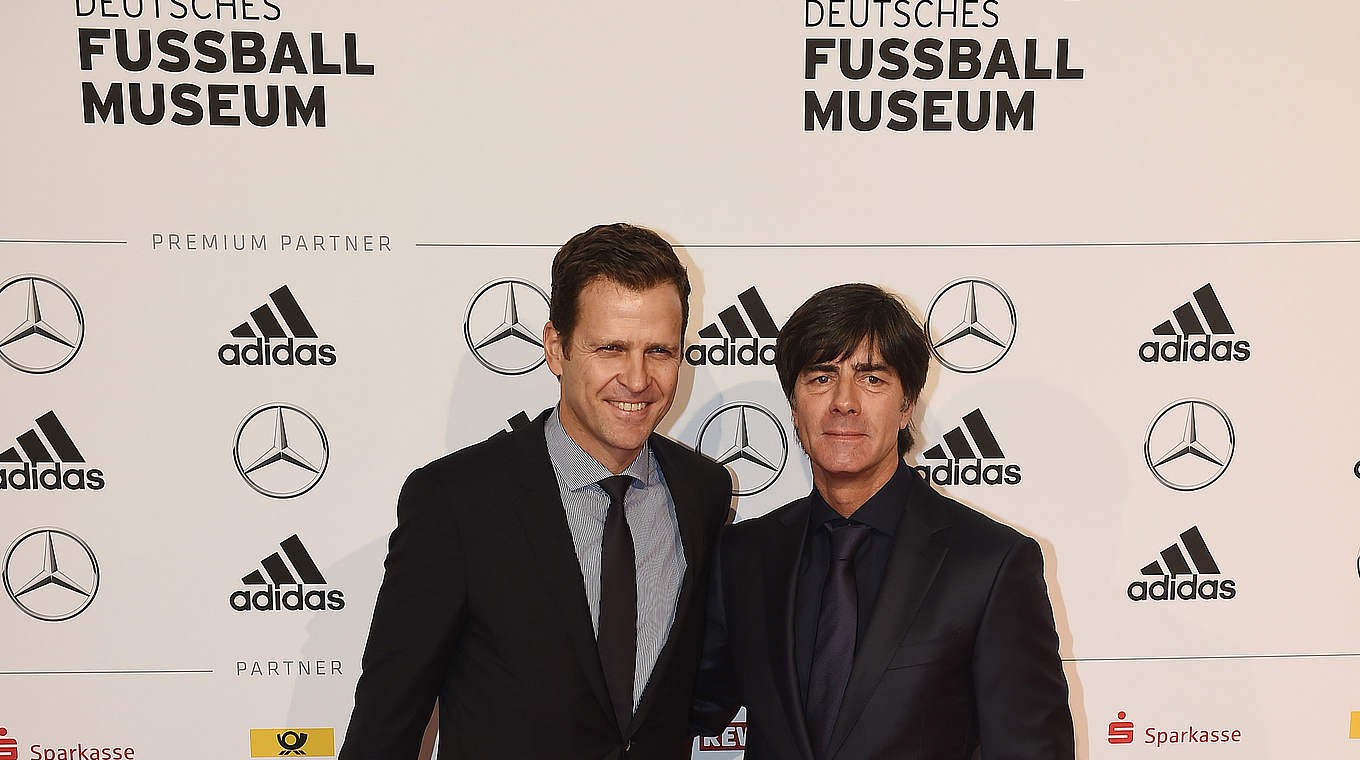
[1126,574,1236,602]
[229,584,345,612]
[914,461,1021,486]
[0,463,104,490]
[218,338,336,366]
[685,339,776,366]
[1138,336,1249,363]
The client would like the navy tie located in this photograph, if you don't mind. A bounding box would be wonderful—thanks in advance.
[805,521,871,758]
[597,475,636,733]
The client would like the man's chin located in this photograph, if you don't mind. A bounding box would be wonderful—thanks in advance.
[608,427,654,452]
[810,452,876,478]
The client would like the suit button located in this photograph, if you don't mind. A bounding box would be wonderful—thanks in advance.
[624,740,631,752]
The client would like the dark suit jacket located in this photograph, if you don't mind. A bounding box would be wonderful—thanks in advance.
[341,409,732,759]
[693,468,1074,759]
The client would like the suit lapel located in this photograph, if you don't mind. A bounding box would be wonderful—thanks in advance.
[826,475,952,760]
[506,411,614,726]
[629,437,705,730]
[766,497,817,760]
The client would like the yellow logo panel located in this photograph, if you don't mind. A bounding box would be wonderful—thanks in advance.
[1350,712,1360,739]
[249,728,335,757]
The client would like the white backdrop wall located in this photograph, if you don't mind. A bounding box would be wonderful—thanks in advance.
[1,0,1357,758]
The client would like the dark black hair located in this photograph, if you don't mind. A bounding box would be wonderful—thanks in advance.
[549,223,690,355]
[774,283,930,454]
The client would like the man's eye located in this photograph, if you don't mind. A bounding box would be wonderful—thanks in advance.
[811,375,830,384]
[600,344,621,352]
[865,375,882,385]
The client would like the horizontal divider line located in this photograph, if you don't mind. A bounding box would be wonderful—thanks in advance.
[0,669,213,675]
[416,238,1360,249]
[1064,652,1360,663]
[0,239,128,245]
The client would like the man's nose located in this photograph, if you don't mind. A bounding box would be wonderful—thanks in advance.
[620,351,648,392]
[831,380,859,414]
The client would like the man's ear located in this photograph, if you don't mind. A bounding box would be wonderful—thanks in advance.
[899,398,914,430]
[543,321,564,377]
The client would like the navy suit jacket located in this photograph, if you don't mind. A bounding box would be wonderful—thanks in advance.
[693,468,1074,759]
[342,409,731,759]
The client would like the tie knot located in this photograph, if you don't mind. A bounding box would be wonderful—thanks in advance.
[825,521,870,561]
[598,475,633,507]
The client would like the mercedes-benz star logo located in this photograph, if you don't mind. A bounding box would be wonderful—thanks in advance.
[234,403,330,498]
[1144,399,1235,491]
[3,527,99,621]
[696,402,789,497]
[0,274,85,374]
[925,278,1016,373]
[464,278,550,376]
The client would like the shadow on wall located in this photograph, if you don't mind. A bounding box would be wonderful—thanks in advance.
[904,376,1128,757]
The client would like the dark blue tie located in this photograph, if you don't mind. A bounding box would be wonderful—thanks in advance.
[806,521,871,759]
[597,475,636,733]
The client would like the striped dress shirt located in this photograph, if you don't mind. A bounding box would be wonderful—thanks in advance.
[544,407,686,711]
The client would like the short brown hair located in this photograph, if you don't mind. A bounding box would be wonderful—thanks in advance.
[549,223,691,355]
[775,283,930,454]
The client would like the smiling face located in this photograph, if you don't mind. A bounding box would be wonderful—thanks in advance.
[790,338,912,492]
[544,278,684,473]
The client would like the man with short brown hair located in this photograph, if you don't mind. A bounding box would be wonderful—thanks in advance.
[342,223,731,759]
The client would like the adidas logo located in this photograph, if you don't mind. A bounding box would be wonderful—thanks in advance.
[686,287,780,366]
[229,534,345,612]
[914,409,1021,486]
[1138,284,1250,363]
[1127,526,1236,602]
[218,285,337,367]
[0,411,104,490]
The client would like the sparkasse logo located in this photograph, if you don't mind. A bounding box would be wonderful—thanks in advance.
[0,411,103,491]
[1139,283,1250,363]
[0,727,15,760]
[229,535,344,612]
[219,285,336,367]
[1107,711,1134,744]
[1106,710,1243,748]
[1127,526,1236,602]
[686,287,780,367]
[914,409,1020,486]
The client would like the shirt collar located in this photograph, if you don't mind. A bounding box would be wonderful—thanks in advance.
[808,458,911,536]
[545,405,656,491]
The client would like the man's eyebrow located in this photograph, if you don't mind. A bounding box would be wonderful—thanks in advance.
[583,337,680,350]
[801,362,840,374]
[853,361,890,372]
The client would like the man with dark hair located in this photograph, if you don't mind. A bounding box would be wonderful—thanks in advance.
[694,283,1073,759]
[342,223,731,759]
